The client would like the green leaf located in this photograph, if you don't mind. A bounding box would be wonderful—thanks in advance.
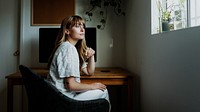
[118,9,122,13]
[97,25,101,29]
[90,0,102,8]
[100,19,106,24]
[88,12,93,17]
[122,12,125,16]
[100,11,104,15]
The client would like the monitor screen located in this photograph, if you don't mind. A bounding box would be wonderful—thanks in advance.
[39,27,97,63]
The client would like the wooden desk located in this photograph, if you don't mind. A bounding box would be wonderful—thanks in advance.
[6,67,133,112]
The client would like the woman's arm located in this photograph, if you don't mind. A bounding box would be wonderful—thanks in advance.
[82,48,95,75]
[64,77,106,92]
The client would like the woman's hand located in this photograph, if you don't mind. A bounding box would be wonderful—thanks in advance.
[90,82,107,91]
[85,47,95,59]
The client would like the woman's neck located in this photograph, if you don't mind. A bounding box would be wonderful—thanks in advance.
[67,38,78,45]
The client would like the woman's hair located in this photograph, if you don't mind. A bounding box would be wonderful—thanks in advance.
[47,15,88,71]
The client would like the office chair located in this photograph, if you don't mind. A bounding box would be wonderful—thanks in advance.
[19,65,109,112]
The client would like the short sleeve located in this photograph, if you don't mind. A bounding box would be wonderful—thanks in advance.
[55,43,80,78]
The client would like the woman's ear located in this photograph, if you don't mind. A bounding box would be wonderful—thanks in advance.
[65,29,70,35]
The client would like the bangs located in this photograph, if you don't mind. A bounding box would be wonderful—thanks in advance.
[67,16,85,29]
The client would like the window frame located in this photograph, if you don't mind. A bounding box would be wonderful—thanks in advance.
[151,0,199,34]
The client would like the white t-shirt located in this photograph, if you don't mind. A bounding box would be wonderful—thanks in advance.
[48,42,110,107]
[48,41,81,97]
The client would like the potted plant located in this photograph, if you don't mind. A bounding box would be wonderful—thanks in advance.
[85,0,125,29]
[161,10,172,31]
[157,0,173,31]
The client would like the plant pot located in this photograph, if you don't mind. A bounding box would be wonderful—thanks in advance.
[162,21,170,31]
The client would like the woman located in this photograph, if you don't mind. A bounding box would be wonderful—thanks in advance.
[47,15,110,105]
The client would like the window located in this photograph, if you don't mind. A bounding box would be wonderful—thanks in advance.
[151,0,200,34]
[190,0,200,27]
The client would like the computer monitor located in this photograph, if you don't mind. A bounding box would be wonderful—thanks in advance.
[39,27,97,63]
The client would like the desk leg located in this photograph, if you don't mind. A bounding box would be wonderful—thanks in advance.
[128,78,133,112]
[7,79,13,112]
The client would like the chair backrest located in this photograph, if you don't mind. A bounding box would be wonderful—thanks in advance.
[19,65,109,112]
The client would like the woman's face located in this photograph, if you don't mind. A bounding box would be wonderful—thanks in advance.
[67,22,85,41]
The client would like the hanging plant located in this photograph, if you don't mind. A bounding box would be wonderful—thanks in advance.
[85,0,125,30]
